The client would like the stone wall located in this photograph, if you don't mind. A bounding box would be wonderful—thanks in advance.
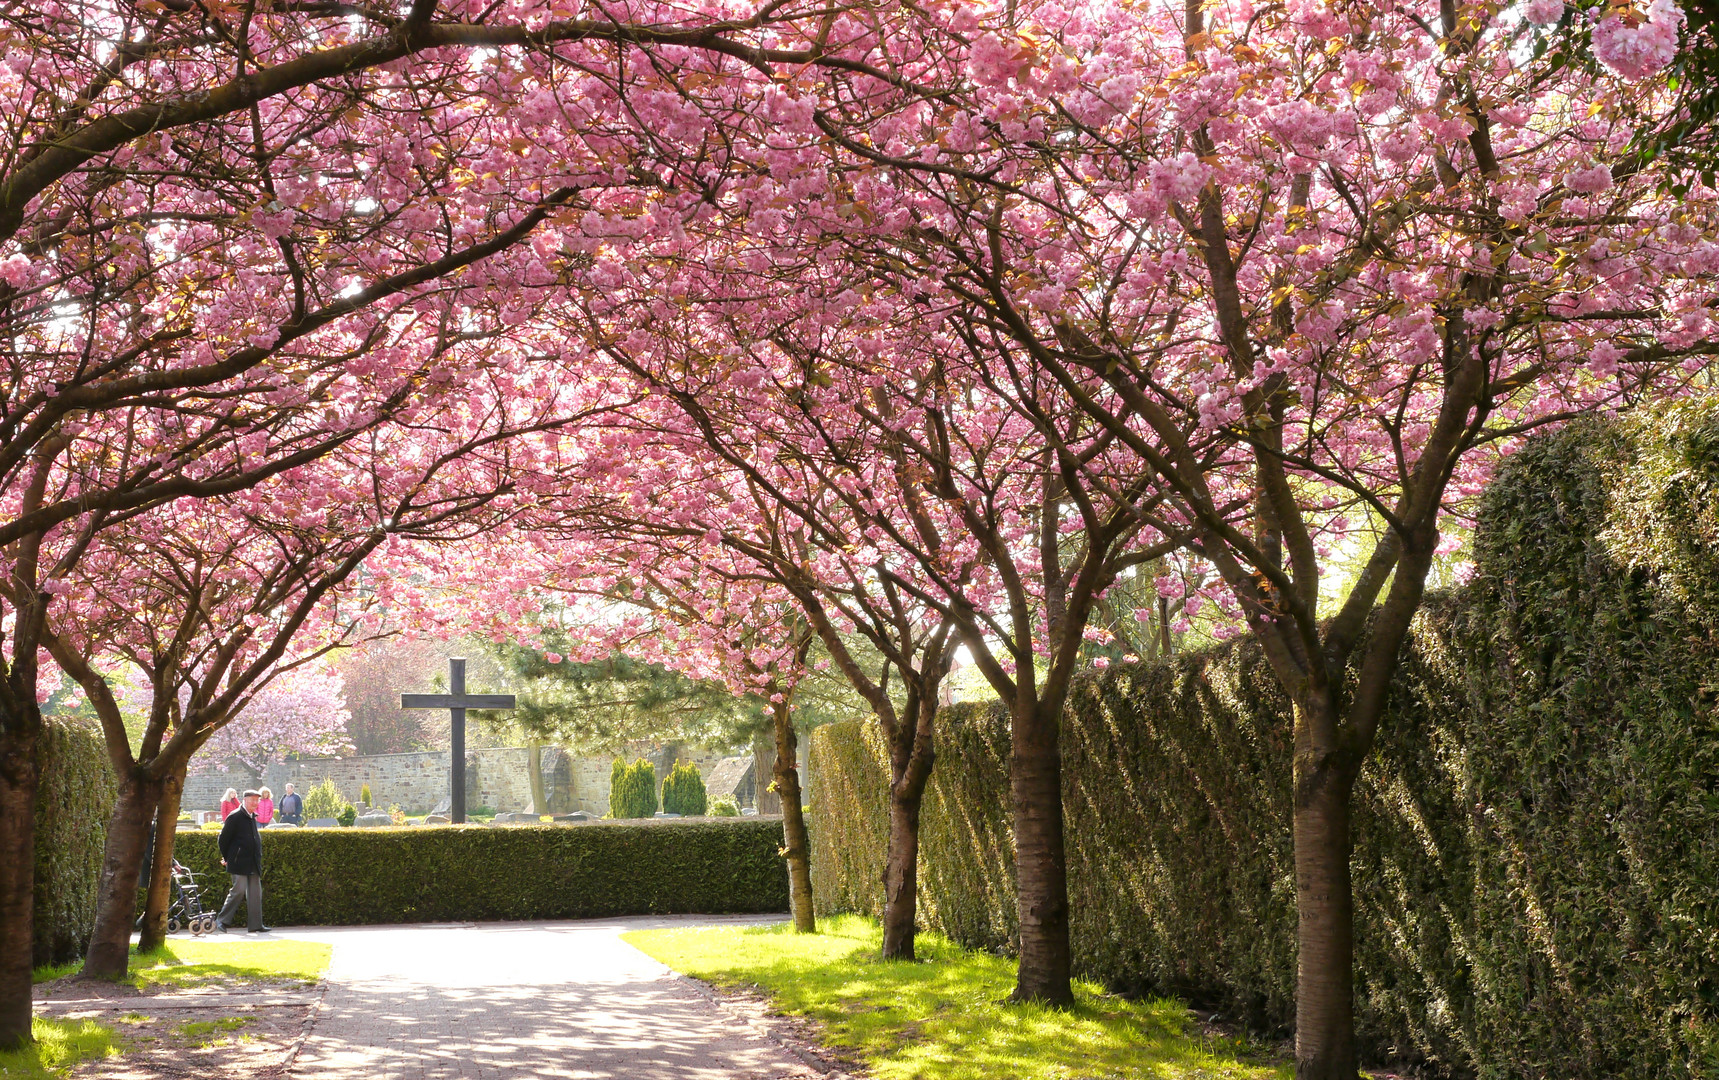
[186,744,752,816]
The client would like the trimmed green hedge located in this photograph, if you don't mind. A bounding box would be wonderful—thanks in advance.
[34,720,116,966]
[173,818,788,926]
[810,400,1719,1080]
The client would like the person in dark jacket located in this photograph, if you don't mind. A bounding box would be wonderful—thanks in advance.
[277,783,304,826]
[215,790,270,932]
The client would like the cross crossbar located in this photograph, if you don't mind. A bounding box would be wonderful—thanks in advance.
[396,658,516,824]
[400,693,517,710]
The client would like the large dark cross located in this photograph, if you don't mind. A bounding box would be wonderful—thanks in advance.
[401,658,515,824]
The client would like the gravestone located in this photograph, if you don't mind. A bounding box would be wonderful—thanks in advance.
[552,812,592,823]
[492,812,539,824]
[305,818,340,828]
[540,748,575,814]
[355,813,393,827]
[430,796,451,816]
[424,814,451,824]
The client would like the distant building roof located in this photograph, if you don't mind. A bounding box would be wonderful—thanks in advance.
[704,756,755,800]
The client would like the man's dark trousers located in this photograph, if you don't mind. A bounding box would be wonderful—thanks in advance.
[217,806,264,930]
[217,872,263,932]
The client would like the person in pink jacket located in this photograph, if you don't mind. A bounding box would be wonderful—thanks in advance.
[255,787,275,825]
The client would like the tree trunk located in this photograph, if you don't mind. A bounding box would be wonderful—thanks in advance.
[881,698,937,962]
[81,773,162,978]
[753,728,780,814]
[771,705,814,932]
[527,742,547,816]
[1010,700,1074,1005]
[1293,703,1361,1080]
[138,773,185,953]
[0,727,40,1051]
[881,782,925,959]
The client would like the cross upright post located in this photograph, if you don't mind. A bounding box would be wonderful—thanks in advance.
[450,658,467,823]
[401,657,516,825]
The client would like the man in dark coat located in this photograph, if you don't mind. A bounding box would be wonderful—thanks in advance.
[216,790,270,932]
[277,783,304,826]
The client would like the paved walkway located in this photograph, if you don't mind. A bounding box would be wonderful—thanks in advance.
[277,916,825,1080]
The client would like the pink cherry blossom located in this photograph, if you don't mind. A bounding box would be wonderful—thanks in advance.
[1523,0,1565,26]
[1593,0,1684,80]
[1567,165,1615,193]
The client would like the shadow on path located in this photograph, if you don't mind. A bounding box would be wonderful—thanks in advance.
[277,915,822,1080]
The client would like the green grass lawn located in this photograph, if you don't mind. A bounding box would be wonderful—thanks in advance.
[0,1018,121,1079]
[624,915,1290,1080]
[31,938,331,990]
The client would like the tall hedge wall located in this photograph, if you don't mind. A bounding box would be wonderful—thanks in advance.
[809,402,1719,1080]
[34,720,116,966]
[173,818,789,925]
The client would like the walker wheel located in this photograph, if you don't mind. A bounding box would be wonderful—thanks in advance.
[197,915,217,935]
[167,917,182,935]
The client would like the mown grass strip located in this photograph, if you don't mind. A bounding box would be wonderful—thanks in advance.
[0,1018,122,1079]
[625,914,1289,1080]
[31,938,331,990]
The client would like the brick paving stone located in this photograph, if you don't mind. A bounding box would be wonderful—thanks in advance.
[282,916,824,1080]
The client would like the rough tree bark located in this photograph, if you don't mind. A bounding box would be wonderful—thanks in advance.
[0,726,40,1050]
[1292,707,1360,1080]
[81,772,164,977]
[138,773,185,952]
[1009,699,1073,1004]
[880,691,937,960]
[753,728,780,814]
[1,449,55,1048]
[771,699,815,933]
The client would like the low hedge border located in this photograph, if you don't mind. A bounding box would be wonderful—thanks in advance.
[173,818,789,926]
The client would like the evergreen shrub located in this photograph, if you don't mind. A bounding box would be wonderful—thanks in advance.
[34,720,117,965]
[359,783,372,806]
[172,819,788,924]
[608,758,625,815]
[302,778,349,821]
[336,805,357,828]
[709,795,740,818]
[809,402,1719,1080]
[661,761,707,816]
[608,759,658,819]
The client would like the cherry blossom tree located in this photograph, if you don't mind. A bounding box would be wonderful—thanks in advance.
[510,405,960,954]
[471,0,1714,1066]
[0,0,891,1046]
[25,350,629,977]
[523,248,1187,994]
[453,557,827,929]
[177,664,352,776]
[719,1,1718,1073]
